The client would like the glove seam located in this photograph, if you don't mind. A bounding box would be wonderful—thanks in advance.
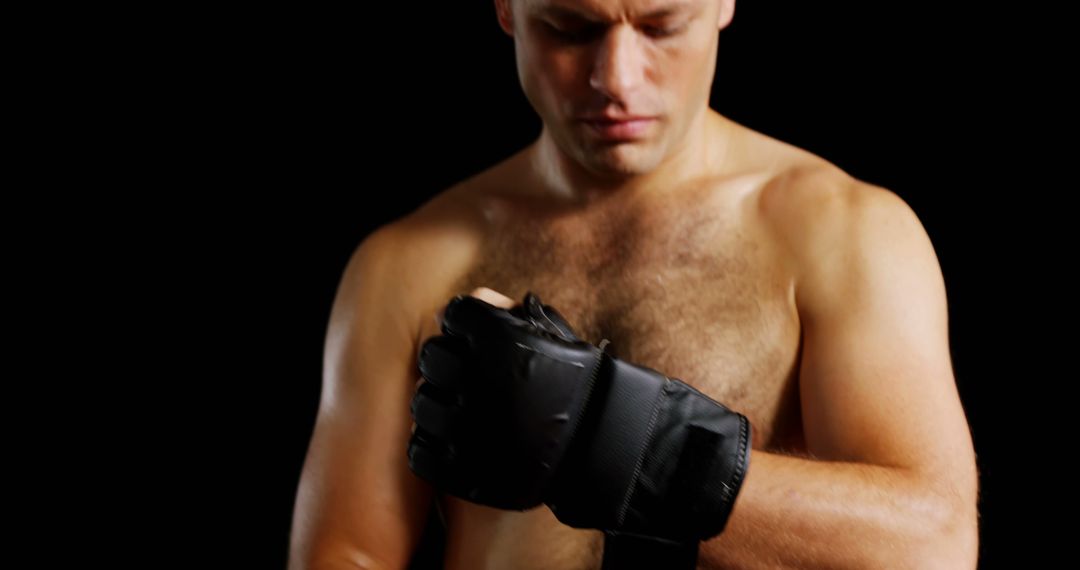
[542,345,609,509]
[730,416,750,498]
[614,374,669,527]
[712,415,751,536]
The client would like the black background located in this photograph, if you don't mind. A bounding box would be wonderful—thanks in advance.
[94,1,1064,568]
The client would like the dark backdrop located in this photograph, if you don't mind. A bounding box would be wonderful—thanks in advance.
[158,2,1059,568]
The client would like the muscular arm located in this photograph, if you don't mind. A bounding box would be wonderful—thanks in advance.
[699,182,979,569]
[287,225,435,570]
[700,450,959,569]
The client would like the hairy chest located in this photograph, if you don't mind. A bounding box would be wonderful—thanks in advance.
[447,196,805,450]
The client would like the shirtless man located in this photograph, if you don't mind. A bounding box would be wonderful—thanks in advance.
[288,0,980,568]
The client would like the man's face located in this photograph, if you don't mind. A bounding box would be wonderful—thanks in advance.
[499,0,732,181]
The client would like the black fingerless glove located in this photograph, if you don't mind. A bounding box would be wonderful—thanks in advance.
[408,291,752,543]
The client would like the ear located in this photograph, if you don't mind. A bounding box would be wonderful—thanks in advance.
[716,0,736,31]
[494,0,515,37]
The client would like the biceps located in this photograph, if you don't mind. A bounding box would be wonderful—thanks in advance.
[797,302,961,472]
[291,398,434,568]
[794,185,974,480]
[290,231,435,568]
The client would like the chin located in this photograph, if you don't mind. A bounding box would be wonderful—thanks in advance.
[581,146,659,178]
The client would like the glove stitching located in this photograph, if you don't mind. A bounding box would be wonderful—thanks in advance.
[716,415,751,532]
[613,376,669,527]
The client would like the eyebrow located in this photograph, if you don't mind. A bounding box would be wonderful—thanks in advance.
[533,1,699,22]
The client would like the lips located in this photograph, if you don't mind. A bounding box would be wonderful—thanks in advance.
[581,117,656,141]
[581,115,655,122]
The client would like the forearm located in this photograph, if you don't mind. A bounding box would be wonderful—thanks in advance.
[295,547,398,570]
[698,450,963,570]
[307,554,392,570]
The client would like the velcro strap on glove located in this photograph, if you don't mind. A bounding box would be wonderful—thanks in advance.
[546,355,752,542]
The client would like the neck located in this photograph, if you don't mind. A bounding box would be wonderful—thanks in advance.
[527,107,730,207]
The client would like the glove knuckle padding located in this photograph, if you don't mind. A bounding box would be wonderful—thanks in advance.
[410,293,606,511]
[441,294,523,342]
[418,335,468,393]
[407,426,454,479]
[411,381,461,437]
[545,357,752,542]
[408,426,476,499]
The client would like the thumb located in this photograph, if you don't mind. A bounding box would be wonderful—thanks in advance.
[467,286,516,309]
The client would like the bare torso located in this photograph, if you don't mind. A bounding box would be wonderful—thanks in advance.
[404,113,848,570]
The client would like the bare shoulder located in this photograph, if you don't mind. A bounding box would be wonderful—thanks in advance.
[407,145,533,234]
[716,117,885,234]
[356,166,508,346]
[755,156,915,265]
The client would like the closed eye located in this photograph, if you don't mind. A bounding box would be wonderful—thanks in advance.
[643,25,682,38]
[544,22,600,43]
[543,22,685,43]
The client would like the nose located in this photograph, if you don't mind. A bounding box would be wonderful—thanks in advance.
[589,25,646,102]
